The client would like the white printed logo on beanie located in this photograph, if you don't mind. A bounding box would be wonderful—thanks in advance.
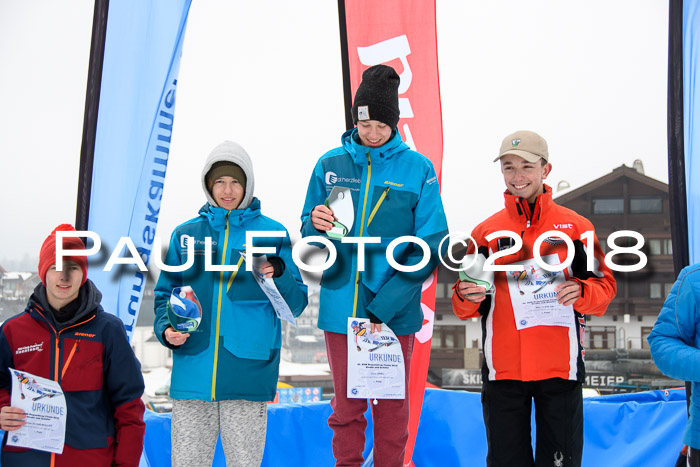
[357,105,370,121]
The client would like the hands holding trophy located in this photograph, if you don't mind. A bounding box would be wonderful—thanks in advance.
[457,253,495,303]
[164,286,202,346]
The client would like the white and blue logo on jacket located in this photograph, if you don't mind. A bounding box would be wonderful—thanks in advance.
[325,171,338,185]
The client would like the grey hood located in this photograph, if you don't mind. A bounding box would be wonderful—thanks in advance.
[201,140,255,210]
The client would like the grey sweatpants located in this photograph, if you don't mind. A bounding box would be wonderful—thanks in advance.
[171,398,267,467]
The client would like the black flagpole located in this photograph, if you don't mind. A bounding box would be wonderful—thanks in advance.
[337,0,354,131]
[667,0,688,277]
[75,0,110,230]
[666,1,691,462]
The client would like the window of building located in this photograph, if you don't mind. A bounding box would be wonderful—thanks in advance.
[641,327,653,350]
[664,239,673,256]
[432,325,466,349]
[649,238,672,256]
[592,198,624,214]
[587,326,616,349]
[649,283,674,299]
[649,239,661,255]
[650,283,662,299]
[630,197,662,214]
[431,331,442,349]
[435,282,446,299]
[434,282,455,299]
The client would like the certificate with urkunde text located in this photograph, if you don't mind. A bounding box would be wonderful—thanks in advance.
[346,318,405,400]
[505,255,575,331]
[7,368,66,454]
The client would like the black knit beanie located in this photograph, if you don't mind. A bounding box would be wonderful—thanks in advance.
[351,65,400,128]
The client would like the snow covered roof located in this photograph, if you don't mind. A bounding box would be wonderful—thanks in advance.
[279,359,330,377]
[295,335,318,343]
[2,272,33,281]
[141,367,171,398]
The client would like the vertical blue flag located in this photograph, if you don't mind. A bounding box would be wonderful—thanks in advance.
[87,0,192,337]
[685,0,700,263]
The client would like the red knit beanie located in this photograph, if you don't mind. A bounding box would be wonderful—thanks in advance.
[38,224,88,286]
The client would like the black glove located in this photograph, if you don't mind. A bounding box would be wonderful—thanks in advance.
[267,256,285,278]
[367,311,382,324]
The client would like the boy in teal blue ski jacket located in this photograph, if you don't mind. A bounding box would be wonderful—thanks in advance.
[300,65,448,467]
[155,140,307,466]
[648,264,700,464]
[301,127,447,333]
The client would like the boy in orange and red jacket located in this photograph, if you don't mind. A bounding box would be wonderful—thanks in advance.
[0,224,145,467]
[452,131,616,467]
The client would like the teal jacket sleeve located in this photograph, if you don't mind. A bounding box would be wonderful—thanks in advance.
[648,265,700,382]
[270,233,309,317]
[153,229,184,349]
[300,161,327,238]
[366,165,448,324]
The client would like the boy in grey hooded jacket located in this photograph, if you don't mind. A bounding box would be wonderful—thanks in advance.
[154,141,308,466]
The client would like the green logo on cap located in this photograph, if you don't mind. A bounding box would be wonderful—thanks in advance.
[512,138,521,147]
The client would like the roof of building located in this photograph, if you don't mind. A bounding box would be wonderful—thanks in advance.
[555,164,668,204]
[1,272,34,281]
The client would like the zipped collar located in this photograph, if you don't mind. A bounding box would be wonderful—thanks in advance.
[199,197,263,231]
[341,128,408,166]
[503,184,554,227]
[26,280,102,331]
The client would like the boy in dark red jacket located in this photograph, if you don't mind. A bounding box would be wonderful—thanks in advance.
[0,224,145,467]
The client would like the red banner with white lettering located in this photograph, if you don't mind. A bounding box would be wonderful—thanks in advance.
[341,1,443,464]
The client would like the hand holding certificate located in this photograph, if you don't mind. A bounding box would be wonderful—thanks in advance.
[0,406,26,431]
[243,253,297,327]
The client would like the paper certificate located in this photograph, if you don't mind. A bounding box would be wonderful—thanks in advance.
[346,318,405,400]
[505,255,575,331]
[7,368,66,454]
[243,253,297,327]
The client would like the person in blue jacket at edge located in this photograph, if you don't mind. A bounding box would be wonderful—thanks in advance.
[648,264,700,467]
[300,64,448,467]
[154,140,308,467]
